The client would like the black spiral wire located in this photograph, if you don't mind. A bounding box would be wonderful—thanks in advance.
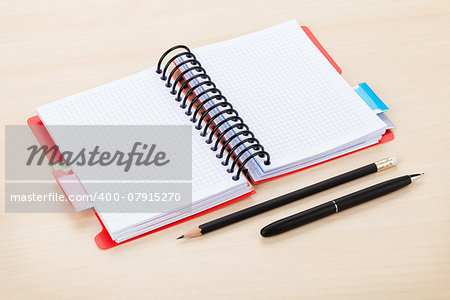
[156,45,270,180]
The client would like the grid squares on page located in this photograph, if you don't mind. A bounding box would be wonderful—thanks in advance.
[192,20,386,170]
[37,69,242,199]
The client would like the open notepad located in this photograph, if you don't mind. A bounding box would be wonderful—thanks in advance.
[36,20,392,244]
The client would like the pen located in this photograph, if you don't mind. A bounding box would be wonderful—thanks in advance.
[260,173,423,237]
[178,157,397,239]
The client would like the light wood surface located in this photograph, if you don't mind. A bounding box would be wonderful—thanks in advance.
[1,0,449,299]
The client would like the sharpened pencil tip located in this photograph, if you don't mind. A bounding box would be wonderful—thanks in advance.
[177,235,184,240]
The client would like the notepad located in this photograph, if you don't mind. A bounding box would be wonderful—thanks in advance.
[35,20,393,244]
[37,69,252,242]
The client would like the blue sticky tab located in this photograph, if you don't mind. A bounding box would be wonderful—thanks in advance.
[354,83,389,113]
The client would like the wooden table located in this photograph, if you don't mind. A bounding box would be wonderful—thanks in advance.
[1,0,449,298]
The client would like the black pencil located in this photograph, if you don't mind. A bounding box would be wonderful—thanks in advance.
[260,173,423,237]
[177,157,397,239]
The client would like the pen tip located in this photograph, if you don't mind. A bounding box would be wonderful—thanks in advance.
[410,173,423,182]
[177,235,184,240]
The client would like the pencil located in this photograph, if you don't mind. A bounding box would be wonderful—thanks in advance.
[177,157,397,239]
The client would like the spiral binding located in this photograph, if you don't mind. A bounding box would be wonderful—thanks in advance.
[156,45,270,181]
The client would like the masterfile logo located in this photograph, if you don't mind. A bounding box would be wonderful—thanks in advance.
[26,142,171,172]
[5,125,193,213]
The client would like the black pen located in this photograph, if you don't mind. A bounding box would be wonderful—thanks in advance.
[260,173,423,237]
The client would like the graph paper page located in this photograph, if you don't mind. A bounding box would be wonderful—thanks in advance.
[192,20,387,171]
[36,68,247,234]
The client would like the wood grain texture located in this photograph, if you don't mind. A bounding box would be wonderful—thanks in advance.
[1,0,449,299]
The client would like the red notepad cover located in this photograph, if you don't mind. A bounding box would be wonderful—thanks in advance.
[27,26,393,249]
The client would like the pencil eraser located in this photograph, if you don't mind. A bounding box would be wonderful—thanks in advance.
[391,156,398,166]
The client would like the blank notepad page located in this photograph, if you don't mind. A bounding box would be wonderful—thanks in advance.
[193,20,387,171]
